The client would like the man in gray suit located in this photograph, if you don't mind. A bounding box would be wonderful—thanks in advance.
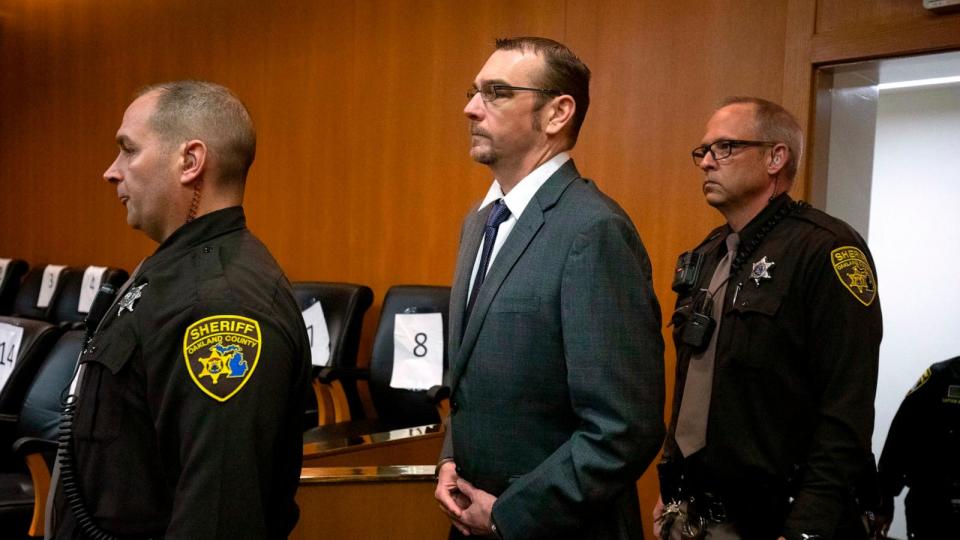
[434,37,665,540]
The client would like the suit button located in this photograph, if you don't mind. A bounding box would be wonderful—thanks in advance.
[456,466,462,475]
[450,400,459,414]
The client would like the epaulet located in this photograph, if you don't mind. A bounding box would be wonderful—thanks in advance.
[692,225,727,252]
[788,203,864,244]
[789,203,843,231]
[930,357,957,375]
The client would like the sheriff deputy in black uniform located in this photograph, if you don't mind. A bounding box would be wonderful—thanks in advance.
[653,97,883,540]
[46,81,311,539]
[875,356,960,539]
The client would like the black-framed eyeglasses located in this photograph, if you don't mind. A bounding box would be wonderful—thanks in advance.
[467,84,561,102]
[691,139,776,165]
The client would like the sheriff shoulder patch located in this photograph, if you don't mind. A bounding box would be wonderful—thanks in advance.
[183,315,261,402]
[830,246,877,307]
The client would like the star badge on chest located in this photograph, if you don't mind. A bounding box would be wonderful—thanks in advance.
[118,282,148,316]
[749,256,775,287]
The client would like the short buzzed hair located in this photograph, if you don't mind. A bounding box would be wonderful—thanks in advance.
[137,81,256,184]
[719,96,803,180]
[495,37,591,147]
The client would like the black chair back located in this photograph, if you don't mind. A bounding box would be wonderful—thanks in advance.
[0,259,29,316]
[292,282,374,369]
[48,266,129,325]
[12,266,77,321]
[0,316,61,416]
[369,285,450,426]
[18,330,84,440]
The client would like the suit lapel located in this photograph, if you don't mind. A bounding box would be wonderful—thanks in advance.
[450,160,581,391]
[448,204,487,364]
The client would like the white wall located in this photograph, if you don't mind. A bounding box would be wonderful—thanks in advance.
[869,83,960,538]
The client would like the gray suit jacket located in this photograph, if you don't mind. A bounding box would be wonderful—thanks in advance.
[442,160,665,540]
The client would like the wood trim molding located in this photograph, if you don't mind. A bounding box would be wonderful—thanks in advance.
[810,14,960,65]
[782,0,819,200]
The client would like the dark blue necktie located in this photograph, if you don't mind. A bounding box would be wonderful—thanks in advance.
[465,199,511,321]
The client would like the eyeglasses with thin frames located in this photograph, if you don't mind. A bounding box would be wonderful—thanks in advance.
[467,83,561,103]
[691,139,776,166]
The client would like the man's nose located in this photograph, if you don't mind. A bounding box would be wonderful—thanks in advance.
[464,92,484,119]
[104,156,122,184]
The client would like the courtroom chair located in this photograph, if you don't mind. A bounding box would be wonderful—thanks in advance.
[0,317,61,468]
[292,282,374,429]
[48,266,128,326]
[0,329,84,538]
[0,259,29,316]
[369,285,450,427]
[11,266,78,322]
[310,285,450,441]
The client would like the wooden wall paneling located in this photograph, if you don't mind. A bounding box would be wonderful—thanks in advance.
[565,0,791,531]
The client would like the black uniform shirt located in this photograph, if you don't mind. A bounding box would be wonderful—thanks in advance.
[878,356,960,521]
[667,194,883,539]
[51,206,311,539]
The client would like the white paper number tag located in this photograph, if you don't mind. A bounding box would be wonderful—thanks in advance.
[0,258,10,286]
[37,264,67,309]
[0,322,25,394]
[78,266,107,314]
[390,312,443,390]
[302,301,331,367]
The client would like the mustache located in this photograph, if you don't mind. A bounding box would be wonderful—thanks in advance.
[470,125,491,138]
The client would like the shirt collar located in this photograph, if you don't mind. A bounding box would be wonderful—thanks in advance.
[144,206,246,271]
[478,152,571,218]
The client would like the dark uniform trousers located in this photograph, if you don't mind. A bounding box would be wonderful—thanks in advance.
[48,207,311,539]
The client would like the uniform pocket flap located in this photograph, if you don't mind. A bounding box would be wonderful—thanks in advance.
[82,329,137,374]
[732,288,784,317]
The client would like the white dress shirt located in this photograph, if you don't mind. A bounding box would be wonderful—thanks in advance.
[467,152,570,301]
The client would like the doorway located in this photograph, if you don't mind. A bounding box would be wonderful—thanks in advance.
[813,50,960,539]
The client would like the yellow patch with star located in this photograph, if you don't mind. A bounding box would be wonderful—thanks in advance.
[831,246,877,307]
[183,315,261,402]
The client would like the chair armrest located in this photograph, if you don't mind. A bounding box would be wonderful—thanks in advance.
[57,321,85,331]
[427,385,450,422]
[0,414,19,463]
[13,436,56,537]
[317,366,371,383]
[426,385,449,403]
[13,436,58,458]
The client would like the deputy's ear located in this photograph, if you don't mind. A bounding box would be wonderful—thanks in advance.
[180,139,207,185]
[767,143,788,175]
[543,95,575,137]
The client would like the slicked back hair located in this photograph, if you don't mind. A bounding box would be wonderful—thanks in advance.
[137,80,256,185]
[495,37,591,148]
[719,96,803,181]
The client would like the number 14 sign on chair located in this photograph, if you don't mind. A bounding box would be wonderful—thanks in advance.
[0,322,24,393]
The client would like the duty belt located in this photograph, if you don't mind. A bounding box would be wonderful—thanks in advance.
[687,491,729,523]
